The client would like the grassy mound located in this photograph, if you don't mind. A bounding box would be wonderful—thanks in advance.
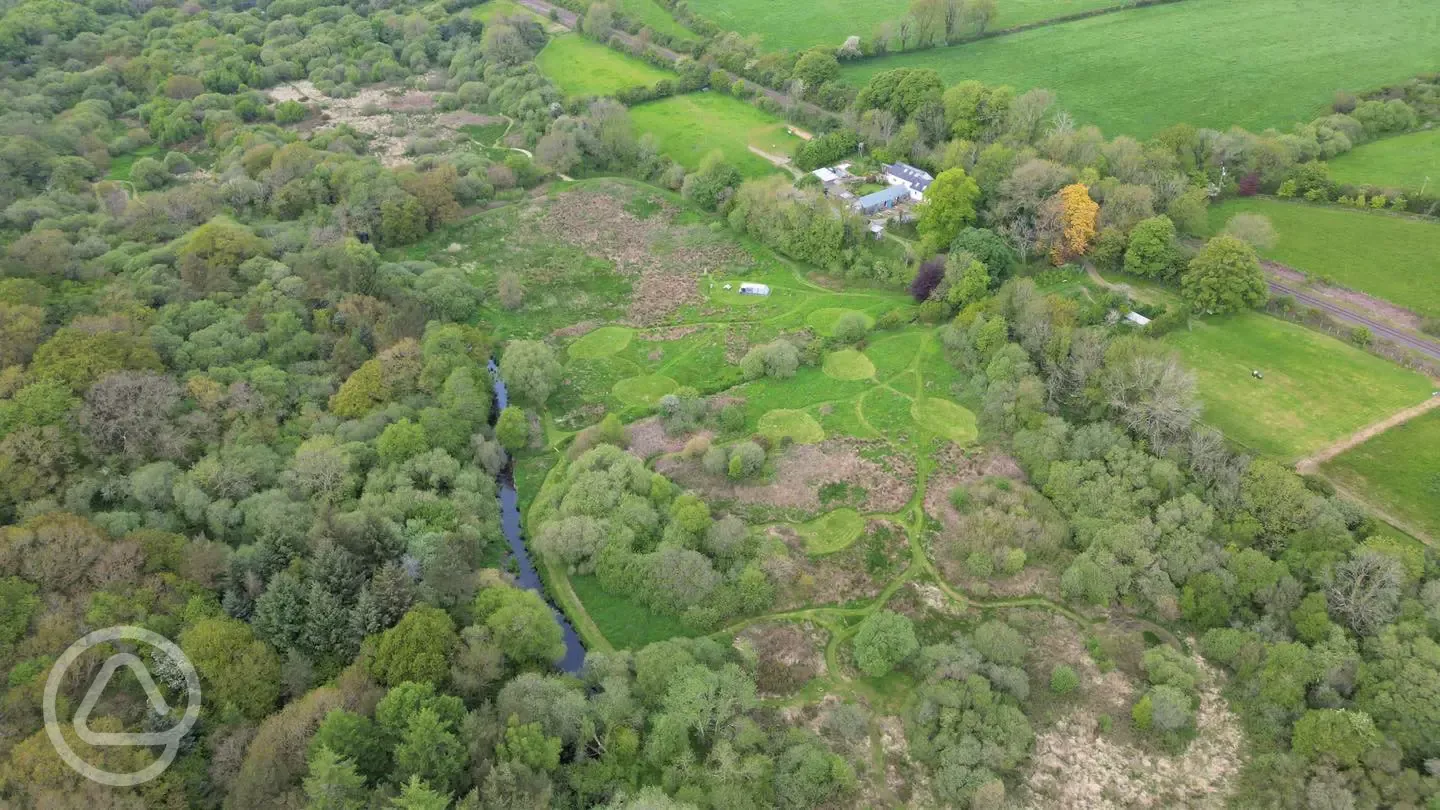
[758,409,825,445]
[911,398,979,445]
[807,308,875,337]
[800,509,866,555]
[822,349,876,381]
[612,374,678,406]
[568,326,635,359]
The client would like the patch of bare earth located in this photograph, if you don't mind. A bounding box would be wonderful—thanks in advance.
[538,185,749,324]
[657,438,915,517]
[624,417,709,462]
[551,321,599,338]
[736,621,827,696]
[269,79,452,166]
[761,519,903,610]
[1023,657,1242,809]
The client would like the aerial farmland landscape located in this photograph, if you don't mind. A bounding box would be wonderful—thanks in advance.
[0,0,1438,806]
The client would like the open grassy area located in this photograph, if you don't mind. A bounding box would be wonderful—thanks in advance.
[629,92,801,177]
[759,409,827,444]
[1165,312,1434,461]
[105,145,161,181]
[1205,197,1440,318]
[798,509,867,555]
[684,0,1122,52]
[1323,408,1440,539]
[568,326,634,359]
[823,349,876,380]
[1328,129,1440,191]
[536,34,675,98]
[610,0,695,39]
[840,0,1440,138]
[911,398,978,445]
[569,574,695,648]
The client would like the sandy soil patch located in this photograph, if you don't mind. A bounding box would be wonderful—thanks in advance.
[657,438,915,517]
[538,186,749,324]
[737,621,828,696]
[1023,657,1243,809]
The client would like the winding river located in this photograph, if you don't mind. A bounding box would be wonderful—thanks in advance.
[488,359,587,673]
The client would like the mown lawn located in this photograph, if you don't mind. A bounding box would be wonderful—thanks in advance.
[1165,312,1434,461]
[840,0,1440,138]
[1323,408,1440,539]
[629,92,801,177]
[1328,129,1440,191]
[684,0,1121,52]
[536,34,675,98]
[1205,197,1440,318]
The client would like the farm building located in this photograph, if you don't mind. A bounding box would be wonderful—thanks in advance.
[854,185,909,215]
[739,282,771,296]
[883,162,934,200]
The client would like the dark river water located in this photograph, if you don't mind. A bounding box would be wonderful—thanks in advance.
[488,359,587,673]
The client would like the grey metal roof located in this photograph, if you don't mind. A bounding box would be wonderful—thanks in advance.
[884,162,934,191]
[855,185,910,209]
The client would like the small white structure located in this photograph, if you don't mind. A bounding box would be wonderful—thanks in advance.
[1124,311,1151,326]
[867,221,886,239]
[739,282,771,296]
[811,167,840,183]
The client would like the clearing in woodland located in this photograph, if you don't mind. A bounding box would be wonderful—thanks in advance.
[536,34,676,98]
[839,0,1440,138]
[1165,312,1434,461]
[1205,197,1440,318]
[628,92,803,177]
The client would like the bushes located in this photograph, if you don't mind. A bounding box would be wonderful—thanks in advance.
[739,340,800,380]
[793,129,859,171]
[852,610,917,677]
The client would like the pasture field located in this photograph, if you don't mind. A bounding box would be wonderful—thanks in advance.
[536,34,675,97]
[1323,409,1440,539]
[608,0,695,39]
[473,0,564,30]
[1205,197,1440,318]
[628,92,802,177]
[1165,312,1434,461]
[839,0,1440,138]
[1328,129,1440,191]
[683,0,1121,53]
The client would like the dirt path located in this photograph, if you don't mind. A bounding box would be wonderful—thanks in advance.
[747,145,801,178]
[1296,395,1440,475]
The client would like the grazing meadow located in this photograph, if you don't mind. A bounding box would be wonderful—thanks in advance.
[628,92,803,176]
[536,34,675,97]
[1164,312,1435,461]
[839,0,1440,137]
[1328,128,1440,191]
[1205,197,1440,317]
[683,0,1122,52]
[1323,408,1440,539]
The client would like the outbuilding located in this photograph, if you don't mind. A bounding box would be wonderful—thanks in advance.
[739,282,771,296]
[1124,311,1152,326]
[854,185,910,215]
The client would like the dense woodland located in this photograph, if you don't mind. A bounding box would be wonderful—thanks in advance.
[0,0,1438,807]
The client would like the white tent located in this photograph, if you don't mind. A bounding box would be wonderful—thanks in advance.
[739,283,771,296]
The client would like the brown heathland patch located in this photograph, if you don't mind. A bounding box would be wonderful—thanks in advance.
[539,186,749,324]
[657,438,915,518]
[737,621,828,696]
[760,519,905,611]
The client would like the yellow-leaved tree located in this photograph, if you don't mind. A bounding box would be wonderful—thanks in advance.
[1047,183,1098,265]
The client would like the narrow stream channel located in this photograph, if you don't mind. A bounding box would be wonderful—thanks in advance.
[488,359,587,673]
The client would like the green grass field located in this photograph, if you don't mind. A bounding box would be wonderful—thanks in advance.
[823,349,876,380]
[1323,408,1440,539]
[609,0,695,39]
[536,35,675,98]
[912,398,978,445]
[799,509,867,555]
[1165,313,1434,461]
[759,409,826,444]
[1206,197,1440,318]
[684,0,1121,52]
[1329,129,1440,191]
[629,92,801,177]
[569,574,695,648]
[840,0,1440,138]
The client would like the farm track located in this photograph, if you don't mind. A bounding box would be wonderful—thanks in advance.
[1266,276,1440,363]
[1295,396,1440,475]
[515,0,838,122]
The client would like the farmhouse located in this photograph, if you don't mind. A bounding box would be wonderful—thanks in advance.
[883,162,934,200]
[854,185,909,215]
